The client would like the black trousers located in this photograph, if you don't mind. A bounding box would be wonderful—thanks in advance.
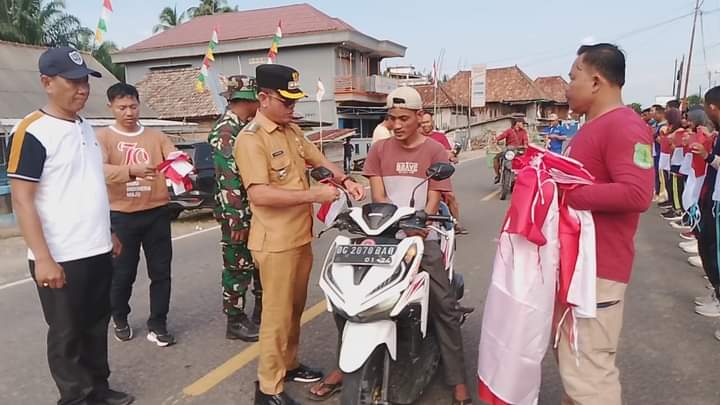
[31,252,113,405]
[110,206,172,330]
[420,241,466,386]
[697,193,720,298]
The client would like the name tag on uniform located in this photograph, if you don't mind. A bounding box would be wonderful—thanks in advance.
[272,150,285,158]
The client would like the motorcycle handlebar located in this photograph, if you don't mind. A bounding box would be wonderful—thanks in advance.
[426,215,453,222]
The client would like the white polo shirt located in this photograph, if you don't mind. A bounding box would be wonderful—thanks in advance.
[7,110,112,262]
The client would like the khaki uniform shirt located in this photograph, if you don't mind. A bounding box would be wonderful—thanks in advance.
[234,111,324,252]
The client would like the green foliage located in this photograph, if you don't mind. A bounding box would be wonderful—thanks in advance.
[0,0,91,48]
[186,0,237,18]
[628,102,642,113]
[153,5,187,34]
[687,94,702,107]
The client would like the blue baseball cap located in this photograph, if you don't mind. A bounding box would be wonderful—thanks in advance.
[39,46,102,79]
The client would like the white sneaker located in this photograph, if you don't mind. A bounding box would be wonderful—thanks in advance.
[682,244,699,254]
[679,240,698,250]
[695,297,720,317]
[680,231,696,241]
[715,329,720,342]
[670,221,691,230]
[695,289,716,306]
[688,256,703,268]
[688,256,702,269]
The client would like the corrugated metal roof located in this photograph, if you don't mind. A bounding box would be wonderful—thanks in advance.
[0,41,150,119]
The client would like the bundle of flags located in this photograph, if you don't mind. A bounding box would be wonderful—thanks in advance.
[94,0,113,46]
[158,151,194,195]
[196,28,219,93]
[267,21,282,63]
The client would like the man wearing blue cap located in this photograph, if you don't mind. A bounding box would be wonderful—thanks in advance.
[7,46,133,405]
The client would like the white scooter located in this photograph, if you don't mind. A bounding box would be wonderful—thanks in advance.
[311,163,471,405]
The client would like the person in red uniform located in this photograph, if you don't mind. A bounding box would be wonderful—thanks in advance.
[420,112,468,234]
[559,43,654,405]
[493,117,529,182]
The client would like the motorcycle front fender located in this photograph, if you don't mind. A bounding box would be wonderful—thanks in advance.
[338,320,396,373]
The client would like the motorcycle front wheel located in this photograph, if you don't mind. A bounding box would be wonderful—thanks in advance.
[341,345,386,405]
[500,170,513,200]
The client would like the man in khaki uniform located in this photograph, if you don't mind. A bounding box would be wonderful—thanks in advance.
[234,64,365,405]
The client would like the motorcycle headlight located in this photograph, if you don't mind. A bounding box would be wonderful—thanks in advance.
[504,150,516,160]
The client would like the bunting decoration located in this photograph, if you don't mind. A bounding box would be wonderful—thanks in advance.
[94,0,113,46]
[196,28,219,93]
[267,21,282,64]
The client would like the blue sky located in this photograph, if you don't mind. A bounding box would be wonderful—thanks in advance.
[67,0,720,106]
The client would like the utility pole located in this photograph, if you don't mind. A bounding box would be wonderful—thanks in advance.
[677,55,685,99]
[682,0,701,106]
[672,58,678,96]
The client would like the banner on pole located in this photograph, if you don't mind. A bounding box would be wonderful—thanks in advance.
[471,64,487,108]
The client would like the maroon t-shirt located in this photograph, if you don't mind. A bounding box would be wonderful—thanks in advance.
[363,137,451,210]
[565,107,654,284]
[427,131,451,150]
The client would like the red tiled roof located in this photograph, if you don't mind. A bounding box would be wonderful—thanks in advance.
[416,84,455,108]
[414,66,559,108]
[135,66,225,120]
[534,76,569,103]
[123,4,356,53]
[306,128,355,143]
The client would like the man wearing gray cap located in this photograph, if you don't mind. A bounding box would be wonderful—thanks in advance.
[7,46,132,405]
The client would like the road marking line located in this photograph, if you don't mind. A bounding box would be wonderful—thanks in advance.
[183,300,328,396]
[481,190,500,201]
[0,225,221,291]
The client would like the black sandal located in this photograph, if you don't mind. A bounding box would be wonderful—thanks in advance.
[307,381,342,402]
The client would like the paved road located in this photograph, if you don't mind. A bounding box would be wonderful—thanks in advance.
[1,156,719,405]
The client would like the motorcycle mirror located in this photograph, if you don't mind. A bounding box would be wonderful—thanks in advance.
[310,166,334,182]
[426,162,455,181]
[409,163,455,208]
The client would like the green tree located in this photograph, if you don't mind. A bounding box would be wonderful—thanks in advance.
[153,5,186,33]
[627,102,642,114]
[73,31,124,81]
[0,0,91,48]
[687,94,702,107]
[186,0,237,18]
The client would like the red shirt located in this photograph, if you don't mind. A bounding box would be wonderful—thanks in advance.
[427,131,451,150]
[565,107,654,284]
[658,126,673,154]
[496,127,529,148]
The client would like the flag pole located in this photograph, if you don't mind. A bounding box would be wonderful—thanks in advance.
[672,58,677,96]
[682,0,701,105]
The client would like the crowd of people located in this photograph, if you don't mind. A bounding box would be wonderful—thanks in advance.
[640,92,720,340]
[6,40,720,405]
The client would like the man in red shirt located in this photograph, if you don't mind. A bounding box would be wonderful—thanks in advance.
[559,43,654,405]
[493,117,529,182]
[420,112,468,234]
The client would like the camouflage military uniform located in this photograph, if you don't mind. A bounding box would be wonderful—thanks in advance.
[209,109,260,317]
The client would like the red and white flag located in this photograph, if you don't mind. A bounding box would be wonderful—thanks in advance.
[316,188,347,227]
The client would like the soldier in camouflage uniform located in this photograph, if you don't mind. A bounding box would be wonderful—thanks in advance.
[209,75,262,341]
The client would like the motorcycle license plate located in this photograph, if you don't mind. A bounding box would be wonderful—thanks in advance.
[333,244,397,265]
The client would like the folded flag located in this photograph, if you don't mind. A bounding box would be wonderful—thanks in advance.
[158,151,194,195]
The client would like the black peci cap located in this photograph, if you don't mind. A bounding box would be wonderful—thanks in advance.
[256,64,305,100]
[39,46,101,79]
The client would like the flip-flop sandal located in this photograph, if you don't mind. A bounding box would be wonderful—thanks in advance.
[307,382,342,402]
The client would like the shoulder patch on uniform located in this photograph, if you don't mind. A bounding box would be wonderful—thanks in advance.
[242,121,258,134]
[633,143,653,169]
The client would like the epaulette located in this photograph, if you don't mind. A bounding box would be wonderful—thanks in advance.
[241,121,258,134]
